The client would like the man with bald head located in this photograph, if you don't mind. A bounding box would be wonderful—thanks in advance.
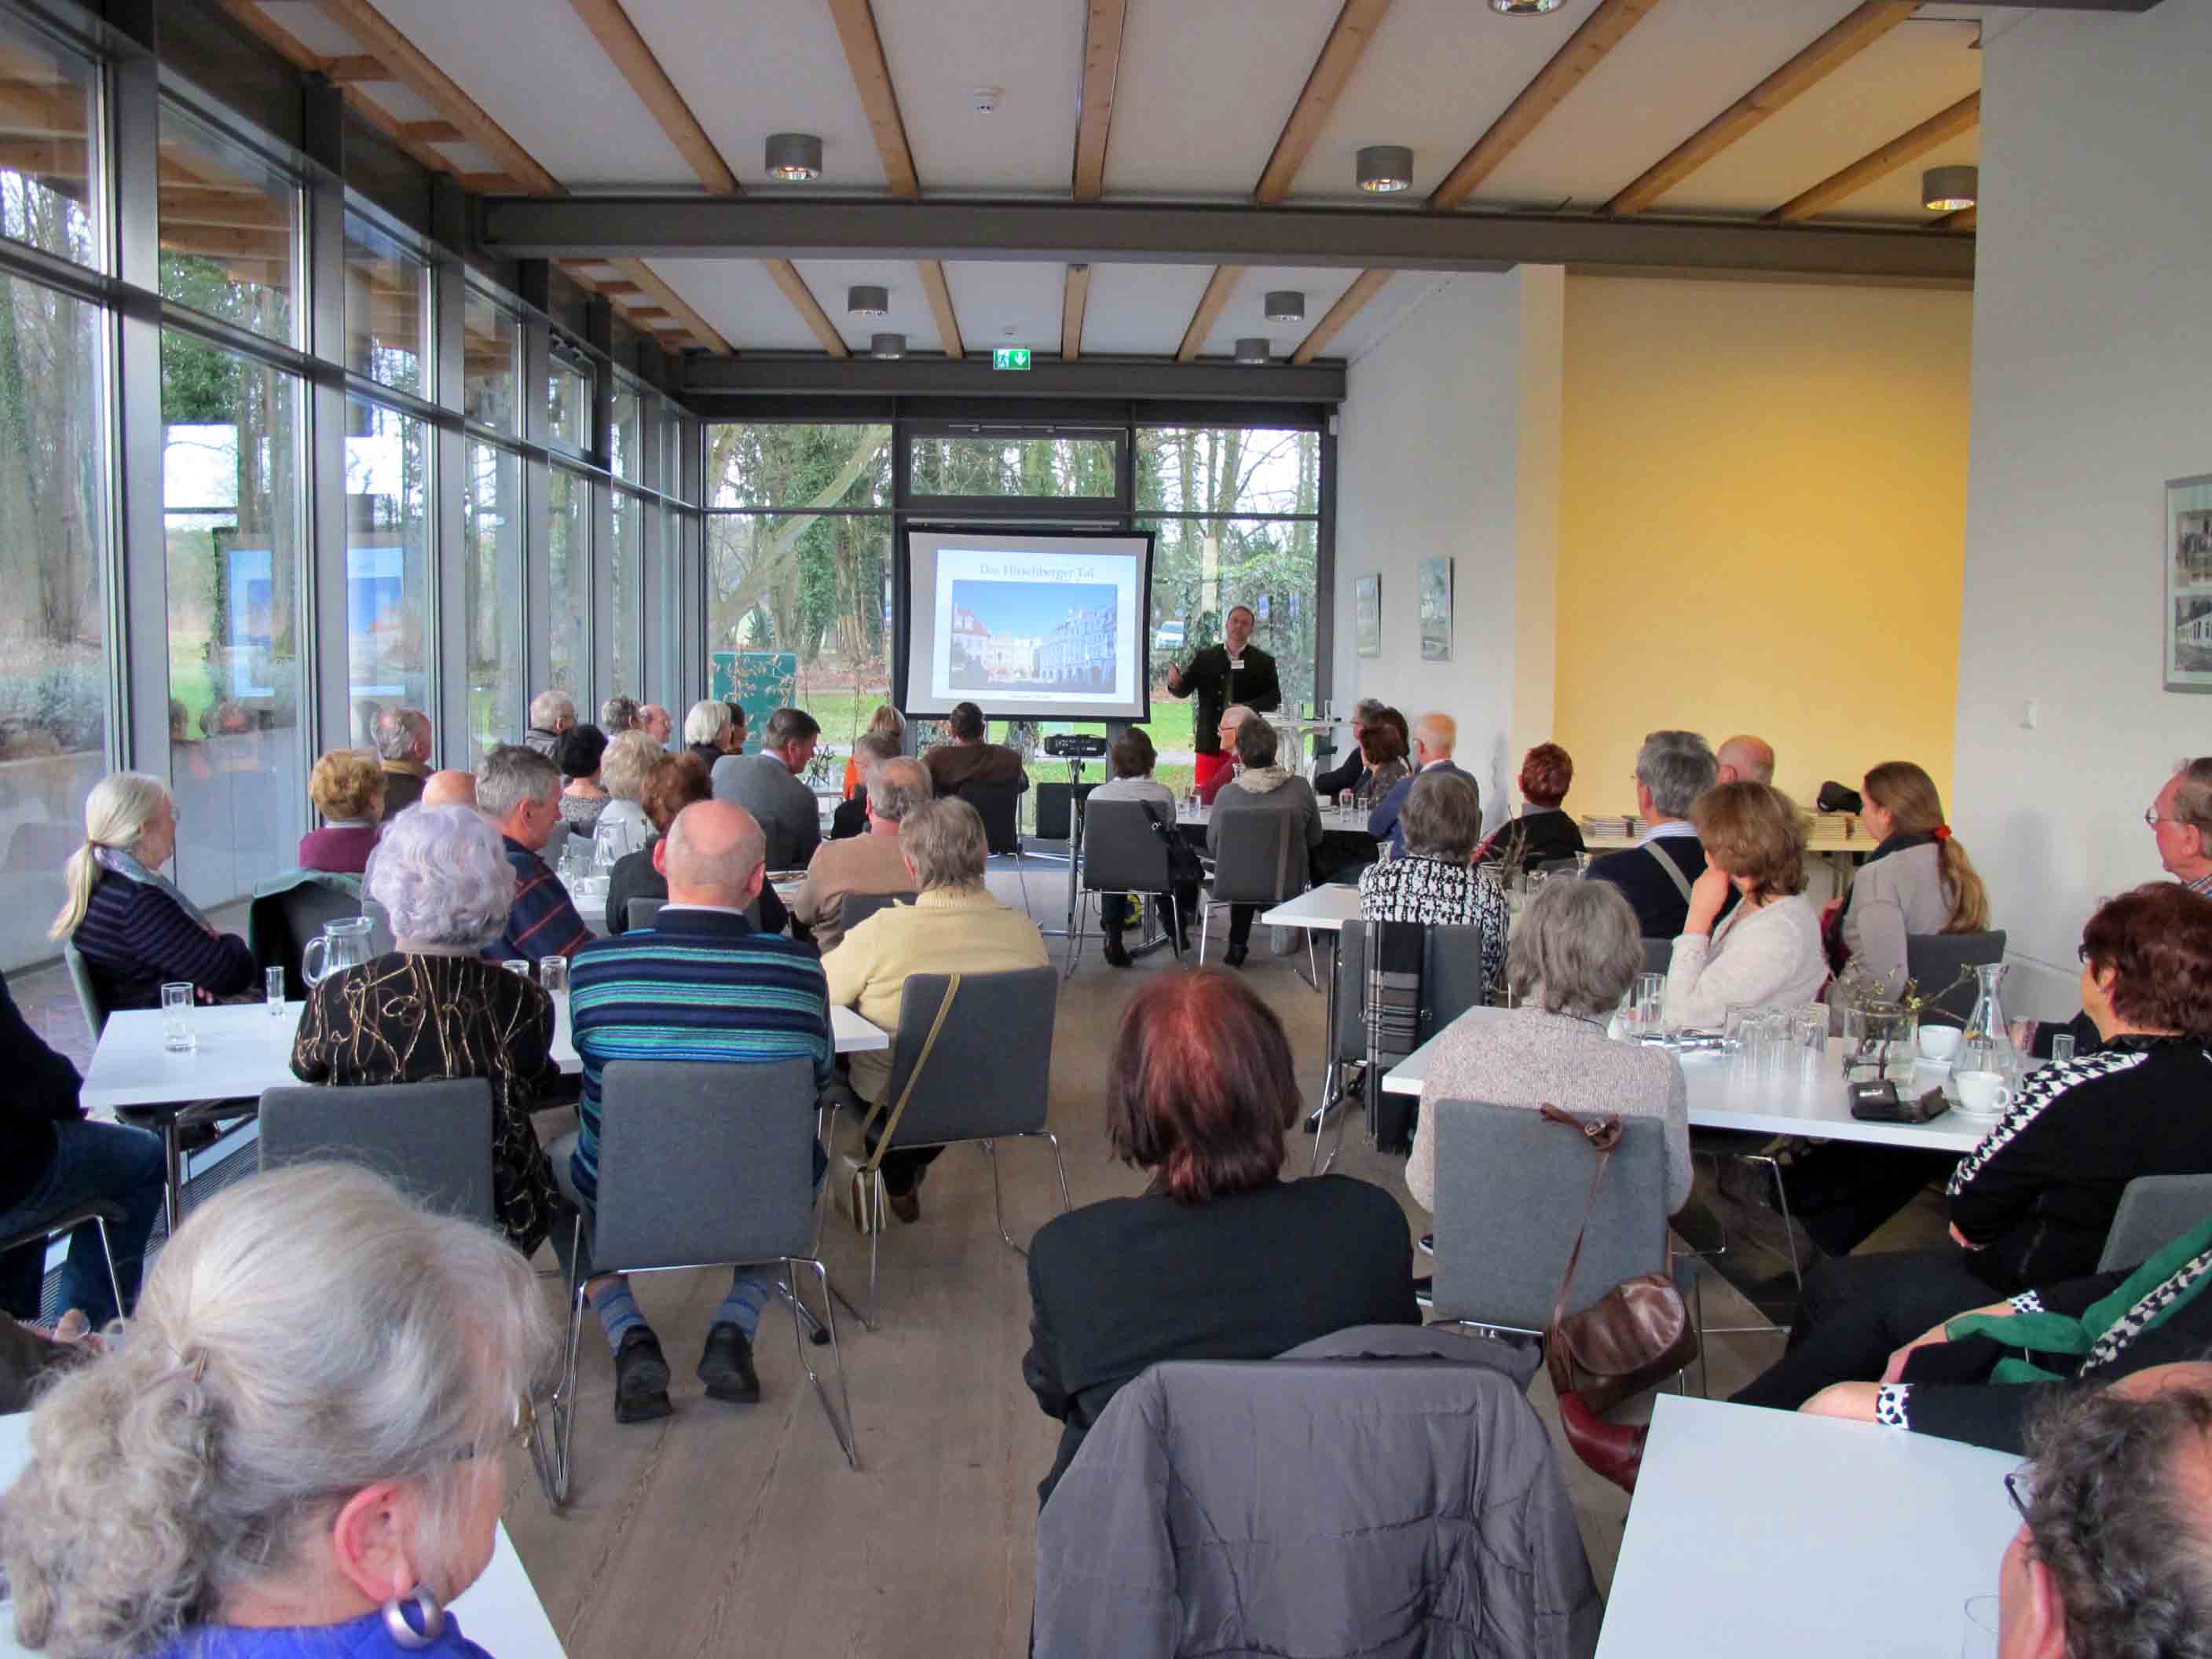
[558,800,837,1424]
[638,703,674,748]
[1716,734,1775,788]
[1367,711,1476,859]
[419,769,477,810]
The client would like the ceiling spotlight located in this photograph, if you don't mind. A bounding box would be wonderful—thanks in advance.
[1263,290,1306,324]
[1921,164,1977,212]
[847,284,889,317]
[870,332,906,359]
[1233,337,1271,364]
[1489,0,1567,12]
[765,133,823,182]
[1357,145,1413,194]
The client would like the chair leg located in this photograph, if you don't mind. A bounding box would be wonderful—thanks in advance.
[1037,1129,1072,1213]
[863,1182,883,1332]
[1198,902,1211,965]
[1064,887,1086,980]
[981,1139,1026,1257]
[788,1260,860,1470]
[90,1214,125,1325]
[1755,1153,1807,1299]
[1167,895,1183,960]
[534,1234,588,1510]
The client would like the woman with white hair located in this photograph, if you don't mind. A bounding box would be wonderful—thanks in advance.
[683,698,732,771]
[53,771,258,1011]
[595,730,660,859]
[290,805,564,1253]
[0,1164,554,1659]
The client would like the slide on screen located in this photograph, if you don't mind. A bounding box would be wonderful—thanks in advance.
[896,527,1155,723]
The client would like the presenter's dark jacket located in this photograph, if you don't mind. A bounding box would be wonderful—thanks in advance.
[1171,644,1281,756]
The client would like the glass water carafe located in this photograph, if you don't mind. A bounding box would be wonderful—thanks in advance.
[302,915,375,985]
[1960,962,2021,1083]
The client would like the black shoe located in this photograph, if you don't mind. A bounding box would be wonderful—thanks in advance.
[613,1328,672,1423]
[1102,930,1132,968]
[1223,943,1249,968]
[1418,1233,1434,1257]
[698,1322,761,1404]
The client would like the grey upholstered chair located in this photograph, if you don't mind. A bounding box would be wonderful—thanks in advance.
[2098,1173,2212,1273]
[537,1058,855,1507]
[1905,929,2009,1024]
[1198,811,1313,982]
[1065,797,1183,978]
[61,939,107,1042]
[1641,938,1674,978]
[955,776,1034,916]
[837,891,910,938]
[256,1080,496,1226]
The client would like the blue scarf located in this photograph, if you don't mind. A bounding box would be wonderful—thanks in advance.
[94,844,218,933]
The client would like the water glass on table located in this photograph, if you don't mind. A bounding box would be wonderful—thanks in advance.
[1633,972,1666,1040]
[2050,1032,2078,1065]
[1791,1012,1830,1081]
[538,955,568,998]
[502,958,531,979]
[160,981,196,1053]
[266,965,286,1017]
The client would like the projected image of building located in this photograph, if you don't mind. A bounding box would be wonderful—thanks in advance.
[947,581,1117,692]
[1039,602,1117,688]
[949,602,1039,687]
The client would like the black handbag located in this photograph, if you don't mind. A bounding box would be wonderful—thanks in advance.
[1141,803,1206,888]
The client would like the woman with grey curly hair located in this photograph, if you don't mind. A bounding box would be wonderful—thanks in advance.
[0,1163,554,1659]
[290,805,566,1252]
[594,729,660,859]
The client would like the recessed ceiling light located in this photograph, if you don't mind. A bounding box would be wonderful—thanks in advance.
[1264,290,1306,324]
[847,284,889,317]
[1233,337,1271,364]
[870,332,906,359]
[1922,164,1977,211]
[1357,145,1413,194]
[1489,0,1567,13]
[765,133,822,182]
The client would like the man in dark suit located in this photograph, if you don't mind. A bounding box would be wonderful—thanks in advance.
[1588,729,1720,939]
[1368,712,1475,859]
[1314,697,1386,799]
[1163,603,1281,802]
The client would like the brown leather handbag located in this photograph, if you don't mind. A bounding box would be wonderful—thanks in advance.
[1540,1104,1697,1415]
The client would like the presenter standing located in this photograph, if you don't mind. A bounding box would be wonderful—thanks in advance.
[1163,603,1281,804]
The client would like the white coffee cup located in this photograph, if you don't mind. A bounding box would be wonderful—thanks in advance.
[1956,1070,2012,1116]
[1917,1025,1964,1064]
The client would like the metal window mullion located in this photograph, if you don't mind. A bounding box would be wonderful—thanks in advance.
[303,86,349,757]
[108,32,166,778]
[431,264,467,764]
[680,507,703,712]
[1316,420,1337,708]
[588,472,613,707]
[521,310,551,695]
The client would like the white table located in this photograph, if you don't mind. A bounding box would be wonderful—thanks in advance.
[1382,1005,1994,1153]
[1596,1394,2016,1658]
[1258,883,1364,933]
[566,880,806,937]
[0,1411,567,1659]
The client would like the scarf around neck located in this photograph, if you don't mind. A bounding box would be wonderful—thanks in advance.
[95,844,217,933]
[1232,764,1295,795]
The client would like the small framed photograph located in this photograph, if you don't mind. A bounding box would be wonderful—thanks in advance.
[2167,474,2212,694]
[1419,555,1453,662]
[1354,574,1382,657]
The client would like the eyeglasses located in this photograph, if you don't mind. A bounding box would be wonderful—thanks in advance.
[2005,1464,2035,1525]
[2146,808,2181,829]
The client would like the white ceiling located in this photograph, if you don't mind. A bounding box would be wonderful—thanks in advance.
[248,0,2001,358]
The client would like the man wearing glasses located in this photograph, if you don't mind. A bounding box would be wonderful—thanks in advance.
[2148,756,2212,896]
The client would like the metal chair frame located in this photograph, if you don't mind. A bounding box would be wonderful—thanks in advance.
[1195,812,1317,987]
[0,1199,125,1324]
[1064,798,1185,980]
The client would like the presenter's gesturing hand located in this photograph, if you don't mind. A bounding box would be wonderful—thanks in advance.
[1165,662,1184,694]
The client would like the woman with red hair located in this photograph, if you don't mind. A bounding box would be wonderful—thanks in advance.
[1020,969,1419,1508]
[1476,742,1586,868]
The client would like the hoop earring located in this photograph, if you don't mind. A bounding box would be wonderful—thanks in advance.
[382,1585,446,1650]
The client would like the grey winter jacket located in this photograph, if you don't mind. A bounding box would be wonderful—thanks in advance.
[1032,1324,1600,1659]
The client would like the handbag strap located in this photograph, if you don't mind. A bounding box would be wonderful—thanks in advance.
[858,974,961,1174]
[1650,840,1695,905]
[1541,1104,1623,1337]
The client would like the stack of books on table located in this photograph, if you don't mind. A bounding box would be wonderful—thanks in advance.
[1580,815,1636,838]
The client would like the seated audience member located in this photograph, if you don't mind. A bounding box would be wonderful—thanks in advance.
[290,804,565,1255]
[826,798,1048,1222]
[297,749,385,875]
[1162,602,1282,804]
[420,768,477,809]
[1316,714,1407,884]
[372,706,433,819]
[556,724,612,834]
[1207,716,1323,969]
[844,704,904,799]
[56,772,258,1010]
[1368,713,1474,859]
[525,687,577,757]
[0,1314,92,1415]
[0,966,162,1329]
[601,694,641,733]
[923,700,1027,797]
[595,730,661,859]
[1829,760,1989,996]
[830,731,900,841]
[1358,769,1508,995]
[478,744,591,964]
[724,701,749,753]
[1716,734,1776,786]
[1087,727,1199,965]
[2153,755,2212,898]
[1410,879,1688,1218]
[1476,742,1588,869]
[1023,969,1420,1508]
[1789,883,2212,1340]
[793,756,928,952]
[1661,782,1826,1028]
[639,702,674,747]
[683,697,733,771]
[561,801,837,1422]
[0,1166,552,1659]
[1735,1211,2212,1454]
[1198,705,1257,806]
[714,706,824,873]
[1588,729,1722,939]
[606,753,787,936]
[1313,697,1388,799]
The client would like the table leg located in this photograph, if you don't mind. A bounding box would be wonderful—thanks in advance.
[1306,932,1341,1132]
[162,1116,185,1235]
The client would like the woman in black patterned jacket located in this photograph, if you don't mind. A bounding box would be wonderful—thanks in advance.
[291,804,566,1254]
[1356,769,1507,995]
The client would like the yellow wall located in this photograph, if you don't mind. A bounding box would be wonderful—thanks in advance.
[1555,276,1972,818]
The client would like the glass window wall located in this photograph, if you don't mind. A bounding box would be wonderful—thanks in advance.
[611,376,641,483]
[342,214,430,397]
[0,16,97,267]
[345,396,430,749]
[463,286,520,433]
[546,466,589,700]
[608,490,640,703]
[909,432,1116,498]
[545,338,589,453]
[159,104,297,346]
[464,440,521,762]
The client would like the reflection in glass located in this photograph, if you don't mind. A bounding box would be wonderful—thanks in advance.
[908,433,1118,497]
[345,397,430,750]
[343,214,430,396]
[705,422,890,511]
[464,287,520,432]
[706,512,892,750]
[0,276,108,970]
[1139,514,1320,720]
[159,104,297,346]
[161,329,305,905]
[546,339,589,452]
[611,379,642,482]
[1136,427,1319,516]
[609,492,640,701]
[547,468,589,700]
[0,19,97,266]
[465,441,521,763]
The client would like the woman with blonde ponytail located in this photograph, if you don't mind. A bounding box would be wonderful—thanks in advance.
[1833,761,1990,998]
[53,771,257,1011]
[0,1165,555,1659]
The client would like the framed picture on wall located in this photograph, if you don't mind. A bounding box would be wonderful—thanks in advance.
[1354,574,1382,657]
[1419,555,1453,662]
[2167,474,2212,694]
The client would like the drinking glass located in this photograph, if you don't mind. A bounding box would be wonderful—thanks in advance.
[1635,972,1666,1037]
[502,958,532,978]
[1723,1003,1758,1057]
[2050,1033,2077,1065]
[1793,1013,1830,1082]
[538,956,568,997]
[160,982,195,1053]
[266,965,286,1016]
[1961,1594,2001,1659]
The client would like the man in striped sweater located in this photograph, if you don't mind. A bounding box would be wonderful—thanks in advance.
[478,744,591,965]
[558,800,835,1423]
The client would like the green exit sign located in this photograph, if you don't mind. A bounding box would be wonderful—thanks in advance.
[993,346,1031,371]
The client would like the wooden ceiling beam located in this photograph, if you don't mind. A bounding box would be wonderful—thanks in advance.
[1606,1,1919,217]
[211,1,460,178]
[1254,0,1393,203]
[1291,268,1390,364]
[823,0,920,198]
[917,258,964,360]
[1071,0,1126,200]
[321,54,388,82]
[1428,0,1659,210]
[1060,263,1090,361]
[563,0,738,194]
[764,258,848,357]
[398,119,462,144]
[1766,90,1979,222]
[1175,266,1242,362]
[613,256,731,353]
